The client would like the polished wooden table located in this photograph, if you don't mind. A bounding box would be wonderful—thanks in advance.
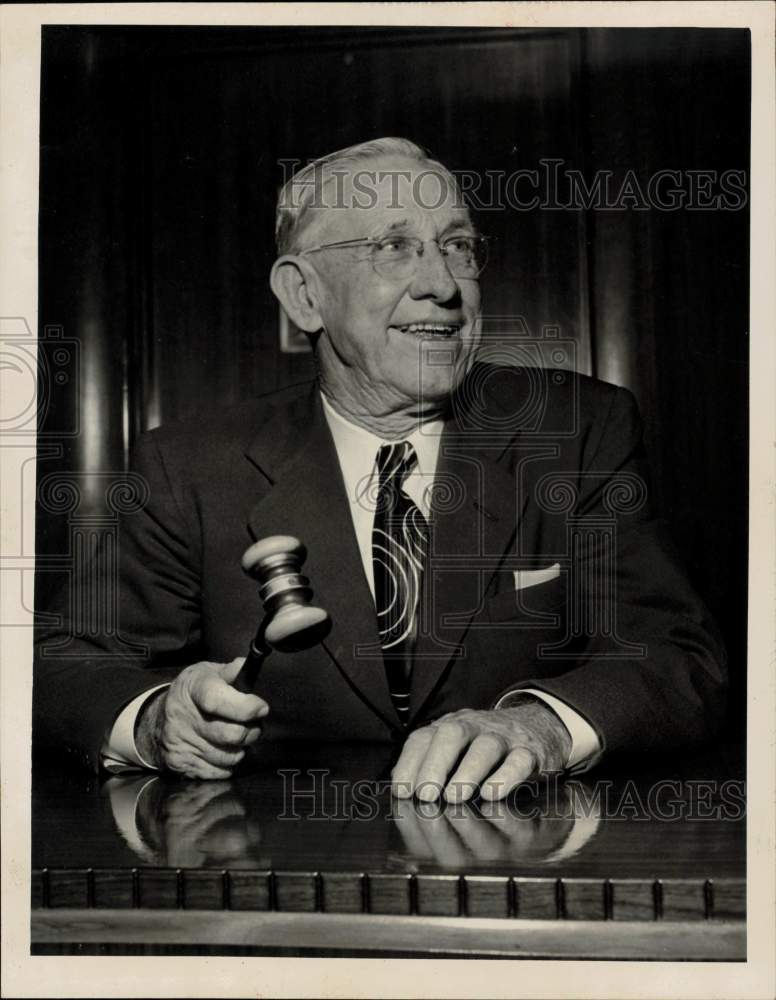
[31,741,746,958]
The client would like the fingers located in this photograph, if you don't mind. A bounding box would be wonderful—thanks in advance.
[192,665,269,723]
[206,719,262,749]
[480,747,537,800]
[219,656,247,683]
[414,722,469,800]
[391,728,435,798]
[445,733,508,803]
[163,748,236,782]
[392,720,470,802]
[160,659,271,781]
[162,729,246,776]
[391,711,543,802]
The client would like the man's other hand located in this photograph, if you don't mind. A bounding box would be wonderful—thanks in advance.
[136,658,268,779]
[391,699,572,803]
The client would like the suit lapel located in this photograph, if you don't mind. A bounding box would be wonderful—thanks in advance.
[245,386,397,728]
[409,382,527,720]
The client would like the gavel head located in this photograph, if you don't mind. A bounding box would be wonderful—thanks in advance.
[241,535,331,652]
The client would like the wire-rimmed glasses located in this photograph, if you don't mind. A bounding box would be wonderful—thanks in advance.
[298,234,491,281]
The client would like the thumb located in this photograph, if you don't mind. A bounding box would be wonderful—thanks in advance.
[217,656,247,683]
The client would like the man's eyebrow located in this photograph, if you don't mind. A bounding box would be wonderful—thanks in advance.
[376,215,476,237]
[441,214,477,235]
[381,218,412,234]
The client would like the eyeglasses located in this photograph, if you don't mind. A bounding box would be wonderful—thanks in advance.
[298,234,490,280]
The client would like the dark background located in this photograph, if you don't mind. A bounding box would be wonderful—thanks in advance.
[36,26,750,732]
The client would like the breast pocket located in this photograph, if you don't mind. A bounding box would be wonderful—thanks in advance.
[486,573,567,624]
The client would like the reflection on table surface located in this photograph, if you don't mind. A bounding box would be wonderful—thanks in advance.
[32,741,745,879]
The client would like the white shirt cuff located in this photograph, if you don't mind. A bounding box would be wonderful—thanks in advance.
[99,684,169,773]
[494,687,602,771]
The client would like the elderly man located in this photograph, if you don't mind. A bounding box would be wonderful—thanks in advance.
[33,138,726,801]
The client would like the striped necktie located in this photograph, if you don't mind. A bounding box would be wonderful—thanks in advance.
[372,441,429,725]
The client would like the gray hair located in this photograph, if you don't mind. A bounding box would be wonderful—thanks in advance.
[275,137,460,255]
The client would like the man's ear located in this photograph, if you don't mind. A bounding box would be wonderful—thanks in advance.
[270,256,325,334]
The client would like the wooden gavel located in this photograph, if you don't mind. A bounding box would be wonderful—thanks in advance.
[232,535,331,694]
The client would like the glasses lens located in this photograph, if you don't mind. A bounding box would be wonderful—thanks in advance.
[371,237,417,279]
[442,236,488,278]
[370,236,489,279]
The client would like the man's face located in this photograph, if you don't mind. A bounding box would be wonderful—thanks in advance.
[302,155,482,412]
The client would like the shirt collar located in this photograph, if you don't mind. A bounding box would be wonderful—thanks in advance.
[320,390,444,480]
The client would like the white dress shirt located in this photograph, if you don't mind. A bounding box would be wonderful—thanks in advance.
[101,391,600,771]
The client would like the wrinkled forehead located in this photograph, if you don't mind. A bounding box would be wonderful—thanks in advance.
[301,155,472,246]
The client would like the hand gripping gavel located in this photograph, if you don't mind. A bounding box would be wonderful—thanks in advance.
[232,535,331,694]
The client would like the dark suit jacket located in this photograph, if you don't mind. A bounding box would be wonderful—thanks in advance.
[33,365,727,772]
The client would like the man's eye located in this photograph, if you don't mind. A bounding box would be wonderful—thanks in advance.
[443,237,475,254]
[376,237,414,256]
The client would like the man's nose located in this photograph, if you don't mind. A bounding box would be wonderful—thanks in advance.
[407,242,461,303]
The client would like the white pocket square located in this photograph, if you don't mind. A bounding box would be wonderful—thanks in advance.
[513,563,561,591]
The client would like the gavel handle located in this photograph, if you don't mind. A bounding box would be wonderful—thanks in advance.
[232,619,272,694]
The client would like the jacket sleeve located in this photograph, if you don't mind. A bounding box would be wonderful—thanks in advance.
[507,386,728,756]
[33,432,204,772]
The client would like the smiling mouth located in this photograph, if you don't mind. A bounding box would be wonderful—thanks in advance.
[391,322,462,339]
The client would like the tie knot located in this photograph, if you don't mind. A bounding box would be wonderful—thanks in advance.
[376,441,416,486]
